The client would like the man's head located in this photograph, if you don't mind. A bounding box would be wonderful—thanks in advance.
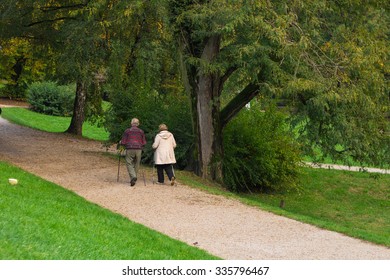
[131,118,140,126]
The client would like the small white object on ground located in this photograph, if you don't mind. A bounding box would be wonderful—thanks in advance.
[8,178,18,185]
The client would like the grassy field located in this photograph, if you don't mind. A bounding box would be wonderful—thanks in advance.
[1,106,389,254]
[1,107,109,141]
[0,162,219,260]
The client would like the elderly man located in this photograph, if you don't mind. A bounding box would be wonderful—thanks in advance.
[120,118,146,187]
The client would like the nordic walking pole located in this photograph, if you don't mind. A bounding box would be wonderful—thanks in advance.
[117,150,121,182]
[171,165,176,186]
[142,169,146,186]
[152,163,155,184]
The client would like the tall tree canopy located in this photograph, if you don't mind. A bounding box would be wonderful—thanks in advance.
[167,0,389,179]
[168,0,289,179]
[1,0,115,134]
[287,0,389,166]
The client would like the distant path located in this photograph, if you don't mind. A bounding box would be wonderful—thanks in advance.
[306,162,389,174]
[1,109,389,259]
[0,98,29,108]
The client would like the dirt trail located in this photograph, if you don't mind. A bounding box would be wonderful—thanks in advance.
[0,108,389,259]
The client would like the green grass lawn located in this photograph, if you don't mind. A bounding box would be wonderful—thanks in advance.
[0,162,219,260]
[1,107,109,141]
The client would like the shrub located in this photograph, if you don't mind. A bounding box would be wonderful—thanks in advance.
[27,81,75,116]
[0,82,28,99]
[222,104,302,193]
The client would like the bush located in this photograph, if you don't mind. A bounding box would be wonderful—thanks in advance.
[0,82,28,99]
[27,81,75,116]
[222,104,302,193]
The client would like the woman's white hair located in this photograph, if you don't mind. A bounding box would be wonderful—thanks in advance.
[159,123,168,131]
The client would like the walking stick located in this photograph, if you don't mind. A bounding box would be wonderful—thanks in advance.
[152,163,155,184]
[171,165,176,186]
[142,169,146,186]
[117,151,121,182]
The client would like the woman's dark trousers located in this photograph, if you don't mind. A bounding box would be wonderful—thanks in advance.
[156,164,174,183]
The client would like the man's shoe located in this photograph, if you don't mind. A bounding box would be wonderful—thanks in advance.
[170,176,175,186]
[130,177,137,186]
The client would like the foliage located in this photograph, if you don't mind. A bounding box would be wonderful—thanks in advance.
[167,0,390,179]
[168,0,297,179]
[0,38,48,99]
[283,1,390,167]
[222,103,302,193]
[0,0,120,134]
[27,81,75,116]
[102,0,189,167]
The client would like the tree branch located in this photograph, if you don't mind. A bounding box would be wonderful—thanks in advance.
[220,82,260,128]
[220,66,238,88]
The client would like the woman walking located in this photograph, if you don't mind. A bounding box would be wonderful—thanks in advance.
[152,124,177,185]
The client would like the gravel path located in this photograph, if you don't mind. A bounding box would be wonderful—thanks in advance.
[306,162,389,174]
[0,114,389,259]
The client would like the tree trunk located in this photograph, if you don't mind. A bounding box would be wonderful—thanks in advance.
[196,74,214,178]
[194,35,223,180]
[193,72,224,181]
[66,80,87,135]
[180,31,260,181]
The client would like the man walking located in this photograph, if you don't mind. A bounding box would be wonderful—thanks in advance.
[120,118,146,187]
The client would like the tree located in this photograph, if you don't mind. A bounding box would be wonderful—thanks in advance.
[0,38,48,98]
[167,0,389,180]
[285,0,390,166]
[167,1,298,179]
[0,0,114,135]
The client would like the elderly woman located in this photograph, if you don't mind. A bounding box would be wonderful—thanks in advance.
[152,123,177,185]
